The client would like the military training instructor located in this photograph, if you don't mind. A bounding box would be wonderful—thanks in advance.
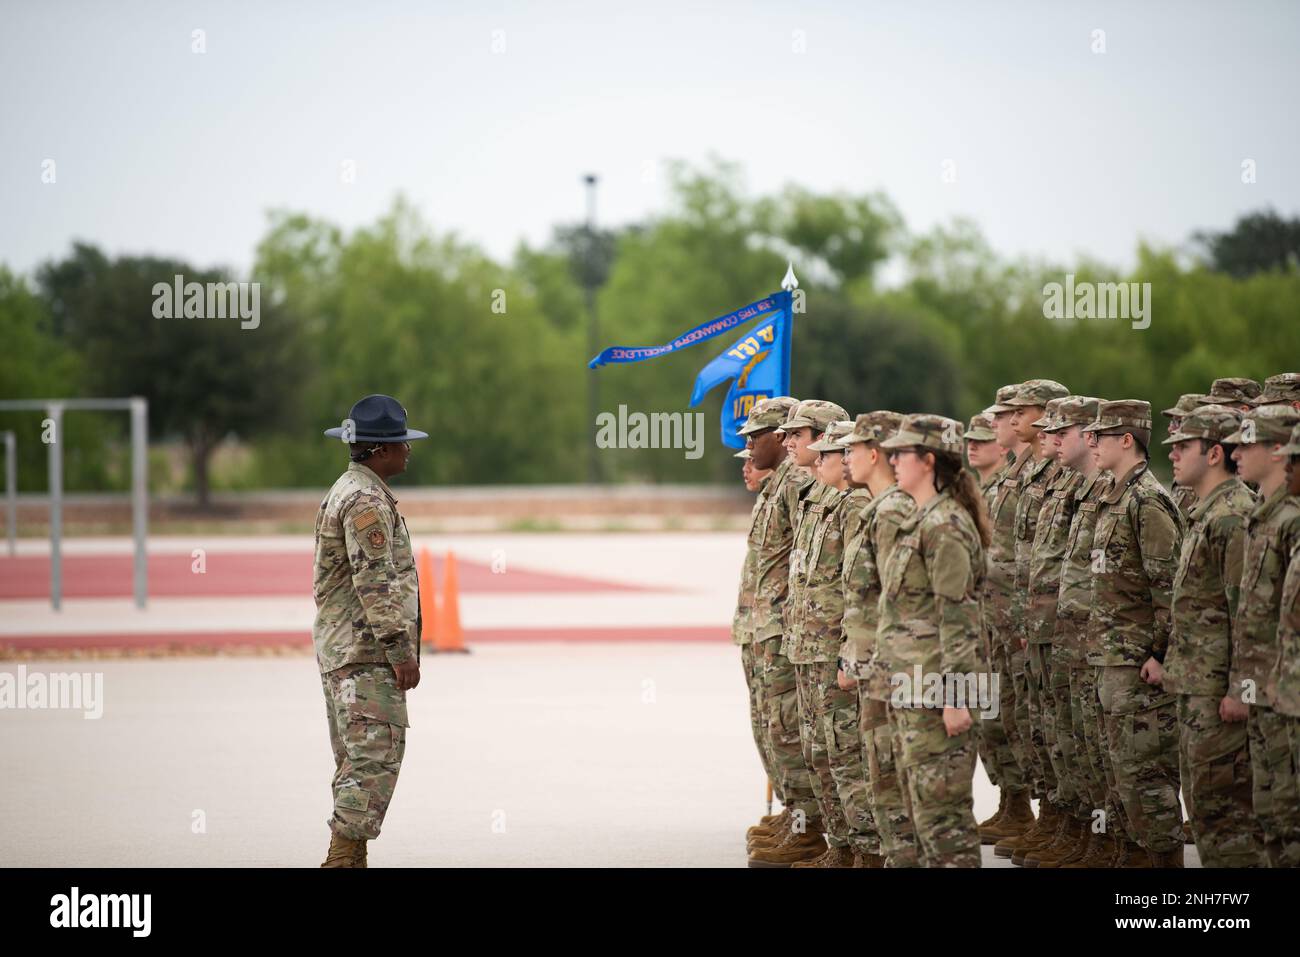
[314,394,426,868]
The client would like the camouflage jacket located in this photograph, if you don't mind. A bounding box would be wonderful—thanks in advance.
[1025,464,1083,645]
[1085,461,1183,668]
[841,483,915,696]
[1057,470,1112,663]
[1270,537,1300,717]
[985,448,1031,639]
[1173,484,1199,521]
[312,462,419,674]
[732,472,773,645]
[749,458,815,643]
[1162,478,1254,696]
[1013,456,1058,645]
[876,490,987,706]
[783,483,848,664]
[1228,486,1300,707]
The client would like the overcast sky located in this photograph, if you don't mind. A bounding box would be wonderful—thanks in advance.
[3,0,1298,280]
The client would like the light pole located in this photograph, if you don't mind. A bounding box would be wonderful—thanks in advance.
[583,173,602,484]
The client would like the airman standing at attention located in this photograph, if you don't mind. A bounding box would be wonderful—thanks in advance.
[732,447,779,831]
[1083,400,1185,867]
[1225,404,1300,866]
[1248,373,1300,412]
[877,414,991,867]
[750,400,850,867]
[840,411,920,866]
[737,396,811,855]
[1017,397,1093,867]
[1205,377,1262,412]
[1268,425,1300,812]
[1151,405,1263,867]
[997,378,1070,860]
[1162,394,1216,518]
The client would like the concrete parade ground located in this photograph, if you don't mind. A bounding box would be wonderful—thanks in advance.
[0,533,1199,867]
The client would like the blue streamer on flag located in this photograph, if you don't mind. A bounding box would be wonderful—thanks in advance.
[588,290,793,450]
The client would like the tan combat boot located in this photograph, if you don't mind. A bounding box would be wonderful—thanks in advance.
[1029,817,1088,868]
[1149,846,1185,868]
[977,790,1009,844]
[994,790,1035,838]
[792,844,855,868]
[1113,837,1151,868]
[747,807,789,842]
[1015,808,1069,866]
[996,801,1052,860]
[1058,827,1106,868]
[748,814,795,850]
[320,832,366,868]
[1047,818,1094,867]
[748,828,827,868]
[854,850,885,868]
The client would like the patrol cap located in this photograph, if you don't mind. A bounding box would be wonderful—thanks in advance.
[778,399,849,434]
[880,413,966,456]
[1223,404,1300,445]
[1249,373,1300,408]
[1279,422,1300,457]
[1082,400,1153,440]
[1207,377,1262,405]
[841,411,905,446]
[1044,396,1102,433]
[963,412,996,442]
[733,448,752,459]
[1161,393,1216,418]
[809,420,855,452]
[1030,397,1068,431]
[1162,404,1242,446]
[1003,379,1069,409]
[738,396,798,435]
[988,383,1022,414]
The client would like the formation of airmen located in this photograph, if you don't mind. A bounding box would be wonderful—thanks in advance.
[732,372,1300,868]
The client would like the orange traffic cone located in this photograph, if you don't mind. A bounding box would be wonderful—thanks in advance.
[418,547,439,649]
[433,550,469,653]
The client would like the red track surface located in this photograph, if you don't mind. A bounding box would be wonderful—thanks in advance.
[0,627,729,651]
[0,553,653,599]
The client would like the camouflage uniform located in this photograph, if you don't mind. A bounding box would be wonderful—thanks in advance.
[877,415,987,867]
[1161,393,1215,519]
[1225,406,1300,866]
[1006,380,1070,809]
[1206,377,1262,408]
[740,397,816,826]
[1027,400,1088,826]
[313,461,419,841]
[1082,401,1184,857]
[1248,372,1300,409]
[840,411,919,866]
[984,386,1035,795]
[735,467,778,801]
[1272,424,1300,721]
[1161,407,1262,866]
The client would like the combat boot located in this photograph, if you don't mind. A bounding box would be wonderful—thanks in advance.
[1058,827,1107,868]
[995,801,1053,859]
[1048,818,1094,867]
[1112,837,1151,868]
[854,850,885,868]
[747,808,789,842]
[320,832,366,868]
[977,790,1009,844]
[748,828,827,868]
[1149,846,1184,868]
[1028,817,1088,868]
[1014,809,1069,866]
[792,844,855,868]
[981,789,1034,843]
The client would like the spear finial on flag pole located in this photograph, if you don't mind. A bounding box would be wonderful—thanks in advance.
[781,261,798,291]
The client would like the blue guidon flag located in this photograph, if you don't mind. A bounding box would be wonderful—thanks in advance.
[588,289,794,450]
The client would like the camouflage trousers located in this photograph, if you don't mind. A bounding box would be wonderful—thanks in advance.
[861,692,919,866]
[793,661,851,847]
[1024,643,1059,806]
[1069,664,1109,827]
[1046,643,1082,816]
[740,643,780,803]
[1098,665,1183,854]
[975,627,1028,795]
[807,662,881,853]
[762,638,817,828]
[1246,706,1300,867]
[1177,694,1263,867]
[321,663,408,841]
[997,627,1036,797]
[888,706,981,867]
[1082,665,1133,841]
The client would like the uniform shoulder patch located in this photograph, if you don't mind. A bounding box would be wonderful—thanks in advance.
[353,509,380,531]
